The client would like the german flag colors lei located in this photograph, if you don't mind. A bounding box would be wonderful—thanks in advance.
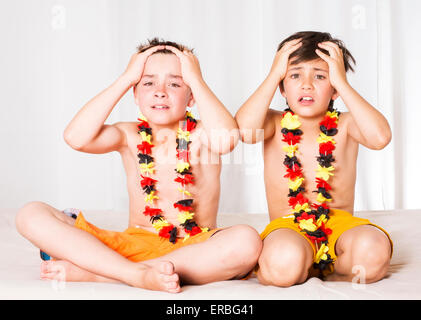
[137,111,208,244]
[281,106,340,275]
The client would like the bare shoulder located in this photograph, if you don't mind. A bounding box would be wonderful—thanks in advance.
[263,108,284,141]
[112,121,138,152]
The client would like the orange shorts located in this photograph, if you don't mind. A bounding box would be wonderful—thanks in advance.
[260,208,393,277]
[74,212,220,262]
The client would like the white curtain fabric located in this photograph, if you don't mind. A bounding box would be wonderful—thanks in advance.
[1,0,420,213]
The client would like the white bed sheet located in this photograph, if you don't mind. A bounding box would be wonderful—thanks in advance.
[1,208,420,300]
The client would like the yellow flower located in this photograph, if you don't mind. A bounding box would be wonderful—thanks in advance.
[316,132,336,144]
[299,218,317,232]
[140,131,152,144]
[288,178,304,191]
[316,192,332,203]
[326,111,339,119]
[293,202,311,213]
[315,243,330,263]
[138,113,148,121]
[176,161,190,173]
[178,211,194,224]
[178,188,192,196]
[283,144,298,157]
[316,164,335,181]
[144,191,159,204]
[152,219,170,231]
[281,112,301,130]
[185,111,194,119]
[316,214,328,227]
[140,162,155,174]
[177,128,190,141]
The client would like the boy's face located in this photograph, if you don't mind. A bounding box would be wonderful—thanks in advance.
[281,58,338,118]
[134,53,194,126]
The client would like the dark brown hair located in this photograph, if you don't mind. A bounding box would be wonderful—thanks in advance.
[137,37,193,55]
[277,31,355,72]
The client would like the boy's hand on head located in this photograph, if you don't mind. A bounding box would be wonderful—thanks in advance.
[122,45,165,86]
[270,38,302,81]
[316,42,348,90]
[164,46,203,88]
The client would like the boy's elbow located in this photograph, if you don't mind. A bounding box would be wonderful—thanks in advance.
[372,130,392,150]
[63,129,84,150]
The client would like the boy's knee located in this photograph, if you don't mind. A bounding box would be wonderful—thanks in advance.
[222,225,262,267]
[258,243,311,287]
[351,232,391,283]
[15,201,49,234]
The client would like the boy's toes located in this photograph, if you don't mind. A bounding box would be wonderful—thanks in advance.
[159,261,176,275]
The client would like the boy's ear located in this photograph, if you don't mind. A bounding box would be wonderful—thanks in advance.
[331,88,339,101]
[187,92,195,107]
[279,82,286,98]
[133,84,139,105]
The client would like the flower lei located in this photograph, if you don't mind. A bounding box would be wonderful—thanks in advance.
[137,111,208,244]
[281,106,340,276]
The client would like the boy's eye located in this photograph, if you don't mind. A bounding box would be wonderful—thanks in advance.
[143,82,153,86]
[290,73,299,79]
[169,83,181,88]
[316,75,326,80]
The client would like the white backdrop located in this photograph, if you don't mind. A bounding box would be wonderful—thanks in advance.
[1,0,420,213]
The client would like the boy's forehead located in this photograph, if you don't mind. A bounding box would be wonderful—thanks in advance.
[143,53,182,76]
[287,58,328,71]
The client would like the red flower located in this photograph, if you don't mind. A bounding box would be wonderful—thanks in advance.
[140,175,157,188]
[320,223,332,236]
[185,226,202,236]
[137,119,150,129]
[282,132,301,145]
[306,234,327,243]
[284,164,303,179]
[319,141,335,155]
[315,177,332,191]
[174,174,194,186]
[143,206,162,217]
[295,211,316,222]
[174,203,193,212]
[176,149,189,162]
[319,116,338,130]
[159,225,175,239]
[137,141,154,154]
[186,118,197,131]
[288,193,309,207]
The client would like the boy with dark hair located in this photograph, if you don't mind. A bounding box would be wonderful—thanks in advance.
[236,31,393,286]
[16,38,262,293]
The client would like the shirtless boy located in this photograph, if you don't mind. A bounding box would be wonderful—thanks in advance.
[16,39,262,293]
[235,31,392,286]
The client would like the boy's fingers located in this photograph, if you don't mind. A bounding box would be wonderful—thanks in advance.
[315,48,332,63]
[164,45,183,57]
[318,42,341,58]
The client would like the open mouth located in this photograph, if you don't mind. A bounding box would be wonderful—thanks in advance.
[151,105,170,110]
[298,96,314,105]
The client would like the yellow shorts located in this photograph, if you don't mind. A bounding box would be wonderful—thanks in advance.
[74,212,220,262]
[260,209,393,277]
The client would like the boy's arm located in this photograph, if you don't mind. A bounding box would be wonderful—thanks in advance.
[316,42,392,150]
[235,39,302,144]
[63,46,164,154]
[165,46,239,155]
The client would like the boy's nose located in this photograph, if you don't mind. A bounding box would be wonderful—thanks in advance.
[301,78,314,90]
[154,88,167,98]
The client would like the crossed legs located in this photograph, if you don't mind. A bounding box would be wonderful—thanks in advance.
[16,201,262,292]
[257,226,391,287]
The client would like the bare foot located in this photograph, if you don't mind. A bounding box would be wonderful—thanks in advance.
[40,260,98,282]
[40,260,181,293]
[131,261,181,293]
